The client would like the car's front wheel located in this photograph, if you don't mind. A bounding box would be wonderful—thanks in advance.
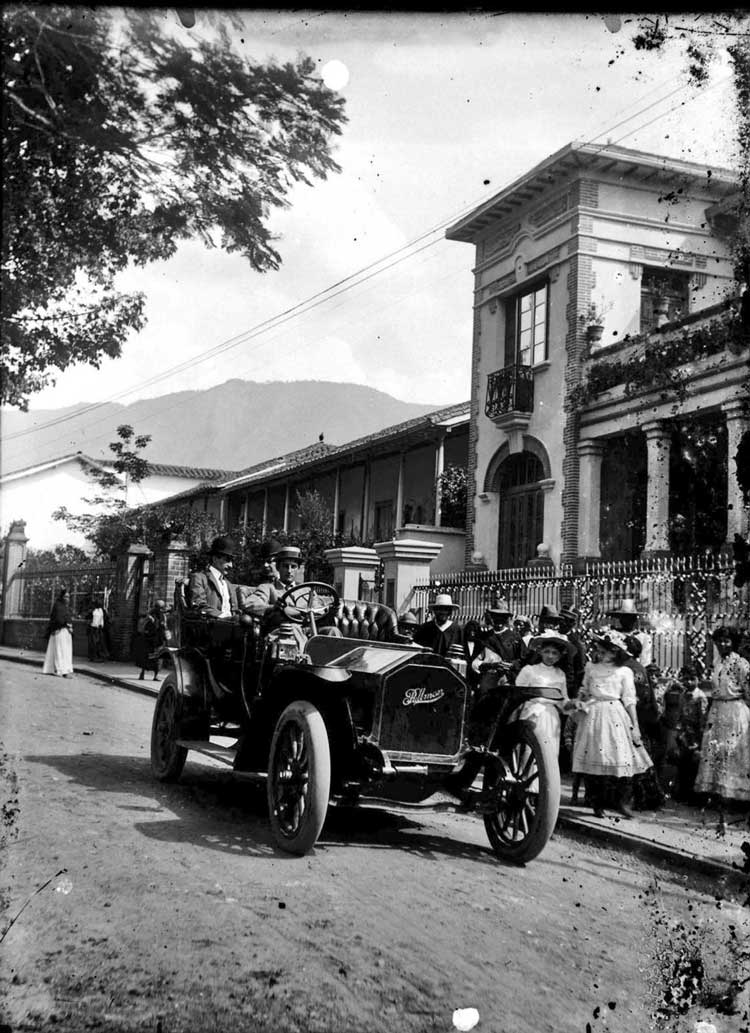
[150,676,188,782]
[483,720,560,864]
[267,701,331,855]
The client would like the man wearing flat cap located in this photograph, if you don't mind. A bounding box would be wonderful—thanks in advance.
[188,536,239,618]
[413,593,464,657]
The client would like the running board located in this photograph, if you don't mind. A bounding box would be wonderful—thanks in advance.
[177,739,238,766]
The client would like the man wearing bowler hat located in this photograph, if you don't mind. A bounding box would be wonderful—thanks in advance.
[413,593,464,656]
[188,536,239,618]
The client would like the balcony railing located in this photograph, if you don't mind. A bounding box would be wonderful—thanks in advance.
[485,364,534,419]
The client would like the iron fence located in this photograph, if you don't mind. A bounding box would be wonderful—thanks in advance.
[410,551,748,676]
[7,564,117,619]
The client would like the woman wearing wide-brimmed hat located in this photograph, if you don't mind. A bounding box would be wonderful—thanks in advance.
[413,593,463,657]
[694,626,750,818]
[571,627,652,818]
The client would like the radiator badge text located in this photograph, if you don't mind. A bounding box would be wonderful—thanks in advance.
[403,686,445,706]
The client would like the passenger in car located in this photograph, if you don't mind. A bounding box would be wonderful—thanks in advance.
[188,536,239,618]
[413,594,464,656]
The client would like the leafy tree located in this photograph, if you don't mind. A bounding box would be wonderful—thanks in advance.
[625,14,749,293]
[52,423,154,556]
[24,544,91,570]
[2,6,347,408]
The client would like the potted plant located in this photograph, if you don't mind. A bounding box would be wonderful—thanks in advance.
[579,301,612,345]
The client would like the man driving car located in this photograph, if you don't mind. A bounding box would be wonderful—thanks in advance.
[244,543,341,643]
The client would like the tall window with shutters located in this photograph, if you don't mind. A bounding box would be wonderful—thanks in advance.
[504,282,548,367]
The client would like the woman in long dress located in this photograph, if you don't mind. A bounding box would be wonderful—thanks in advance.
[572,628,652,819]
[695,626,750,819]
[42,588,74,677]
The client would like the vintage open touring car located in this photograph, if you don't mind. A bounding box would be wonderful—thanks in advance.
[149,580,562,863]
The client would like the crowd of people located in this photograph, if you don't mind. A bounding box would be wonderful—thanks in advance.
[399,593,750,825]
[42,552,749,828]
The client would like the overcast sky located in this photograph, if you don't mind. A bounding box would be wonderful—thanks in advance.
[29,10,739,412]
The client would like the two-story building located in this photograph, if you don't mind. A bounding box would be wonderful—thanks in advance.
[446,140,745,570]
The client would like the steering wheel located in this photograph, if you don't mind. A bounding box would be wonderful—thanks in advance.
[277,582,341,632]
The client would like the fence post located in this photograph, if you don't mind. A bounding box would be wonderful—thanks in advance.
[1,520,29,622]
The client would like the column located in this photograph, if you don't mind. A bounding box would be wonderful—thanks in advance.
[242,491,249,529]
[434,433,446,527]
[218,495,227,529]
[283,482,290,532]
[395,452,405,530]
[724,398,750,544]
[332,468,341,536]
[261,488,269,536]
[577,439,604,560]
[643,420,671,555]
[360,461,370,540]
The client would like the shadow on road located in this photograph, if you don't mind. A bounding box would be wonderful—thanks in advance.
[24,751,521,870]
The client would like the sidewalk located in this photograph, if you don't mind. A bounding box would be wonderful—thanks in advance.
[2,644,749,889]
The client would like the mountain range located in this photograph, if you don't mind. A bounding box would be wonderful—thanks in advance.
[1,380,444,475]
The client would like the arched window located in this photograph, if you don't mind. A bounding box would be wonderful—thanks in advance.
[495,452,545,569]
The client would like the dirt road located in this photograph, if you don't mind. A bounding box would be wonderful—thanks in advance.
[1,661,747,1033]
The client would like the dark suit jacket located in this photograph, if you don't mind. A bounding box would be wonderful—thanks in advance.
[188,569,239,618]
[413,619,463,657]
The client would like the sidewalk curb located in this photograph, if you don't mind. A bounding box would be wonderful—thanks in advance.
[556,810,746,887]
[2,648,748,889]
[0,650,160,700]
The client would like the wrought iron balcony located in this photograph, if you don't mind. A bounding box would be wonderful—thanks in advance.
[485,364,534,420]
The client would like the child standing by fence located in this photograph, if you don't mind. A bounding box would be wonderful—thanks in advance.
[571,628,653,819]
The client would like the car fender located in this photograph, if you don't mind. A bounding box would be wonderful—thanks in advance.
[268,666,358,758]
[165,649,205,709]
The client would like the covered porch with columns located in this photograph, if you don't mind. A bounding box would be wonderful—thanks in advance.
[577,397,748,562]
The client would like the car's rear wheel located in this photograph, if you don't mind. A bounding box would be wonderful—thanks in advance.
[483,720,560,864]
[150,676,188,782]
[267,701,331,856]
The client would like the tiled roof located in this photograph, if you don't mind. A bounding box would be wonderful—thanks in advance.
[222,400,470,491]
[134,462,237,480]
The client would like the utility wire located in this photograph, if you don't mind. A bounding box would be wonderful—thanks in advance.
[6,70,735,444]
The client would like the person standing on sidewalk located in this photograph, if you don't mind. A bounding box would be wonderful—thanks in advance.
[514,629,571,754]
[571,628,652,819]
[42,588,74,678]
[136,600,168,681]
[695,627,750,824]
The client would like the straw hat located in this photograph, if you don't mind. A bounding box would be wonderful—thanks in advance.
[431,593,459,612]
[275,545,302,563]
[591,627,629,655]
[530,629,569,654]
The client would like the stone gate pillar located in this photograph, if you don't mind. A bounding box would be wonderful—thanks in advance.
[2,520,29,619]
[373,538,443,613]
[324,546,380,601]
[108,543,152,661]
[151,540,192,611]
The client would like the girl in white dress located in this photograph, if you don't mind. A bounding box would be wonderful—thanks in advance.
[695,626,750,815]
[572,628,651,818]
[514,629,571,754]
